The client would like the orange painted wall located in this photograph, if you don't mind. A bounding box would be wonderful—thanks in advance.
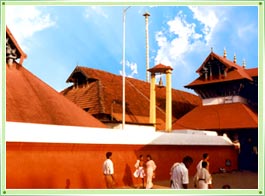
[6,142,238,189]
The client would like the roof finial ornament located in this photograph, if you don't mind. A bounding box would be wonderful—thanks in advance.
[223,48,227,58]
[211,47,213,53]
[242,59,246,68]
[233,53,237,63]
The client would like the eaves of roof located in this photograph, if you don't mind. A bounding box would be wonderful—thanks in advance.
[172,103,257,130]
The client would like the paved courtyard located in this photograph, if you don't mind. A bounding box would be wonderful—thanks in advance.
[121,170,258,189]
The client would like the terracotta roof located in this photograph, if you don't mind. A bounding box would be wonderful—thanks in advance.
[61,66,201,130]
[245,68,258,77]
[172,103,258,130]
[148,63,173,73]
[6,63,106,128]
[186,52,255,88]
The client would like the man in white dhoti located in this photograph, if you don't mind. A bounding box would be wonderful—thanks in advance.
[194,161,212,189]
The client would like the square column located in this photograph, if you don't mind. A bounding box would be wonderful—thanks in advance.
[166,69,172,132]
[150,73,156,125]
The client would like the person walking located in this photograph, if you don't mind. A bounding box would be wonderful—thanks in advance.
[145,154,156,189]
[102,151,116,188]
[170,156,193,189]
[196,153,212,188]
[133,155,145,188]
[196,153,210,171]
[193,161,212,189]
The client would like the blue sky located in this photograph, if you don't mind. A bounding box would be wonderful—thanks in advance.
[5,3,259,94]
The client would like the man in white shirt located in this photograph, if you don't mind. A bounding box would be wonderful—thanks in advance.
[196,153,209,171]
[103,151,115,188]
[170,156,193,189]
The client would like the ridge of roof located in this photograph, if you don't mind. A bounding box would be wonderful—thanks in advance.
[67,66,118,83]
[186,52,256,88]
[212,52,253,81]
[196,52,241,72]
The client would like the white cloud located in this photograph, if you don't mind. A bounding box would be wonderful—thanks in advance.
[84,6,108,19]
[126,60,138,78]
[153,7,221,91]
[188,6,219,44]
[154,7,221,69]
[154,11,203,68]
[5,6,55,50]
[237,23,257,42]
[119,60,138,78]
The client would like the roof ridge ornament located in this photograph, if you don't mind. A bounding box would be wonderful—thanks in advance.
[223,48,227,58]
[242,59,246,68]
[233,53,237,63]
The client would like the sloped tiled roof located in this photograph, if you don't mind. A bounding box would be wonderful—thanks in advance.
[186,52,254,88]
[172,103,258,130]
[147,63,173,73]
[6,63,106,128]
[245,68,258,77]
[61,66,201,130]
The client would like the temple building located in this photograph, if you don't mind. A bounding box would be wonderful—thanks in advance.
[6,26,107,128]
[173,50,258,171]
[61,66,201,130]
[5,26,242,189]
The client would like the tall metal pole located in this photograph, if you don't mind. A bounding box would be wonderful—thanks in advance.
[143,12,150,83]
[122,6,131,130]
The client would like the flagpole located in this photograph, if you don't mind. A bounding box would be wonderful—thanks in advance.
[122,6,131,130]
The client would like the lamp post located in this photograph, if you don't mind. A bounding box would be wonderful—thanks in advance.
[122,6,131,130]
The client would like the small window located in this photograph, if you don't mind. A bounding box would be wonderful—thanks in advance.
[84,108,90,112]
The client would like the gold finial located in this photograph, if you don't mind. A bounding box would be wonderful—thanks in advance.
[223,48,227,58]
[233,53,237,63]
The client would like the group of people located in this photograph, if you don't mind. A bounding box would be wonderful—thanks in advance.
[102,151,213,189]
[170,153,212,189]
[133,154,157,189]
[102,152,157,189]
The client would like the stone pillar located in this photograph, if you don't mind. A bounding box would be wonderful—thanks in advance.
[150,73,156,125]
[165,69,172,132]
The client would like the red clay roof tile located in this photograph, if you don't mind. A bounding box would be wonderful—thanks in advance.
[172,103,257,130]
[6,63,106,128]
[61,66,201,130]
[245,68,258,77]
[148,63,173,73]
